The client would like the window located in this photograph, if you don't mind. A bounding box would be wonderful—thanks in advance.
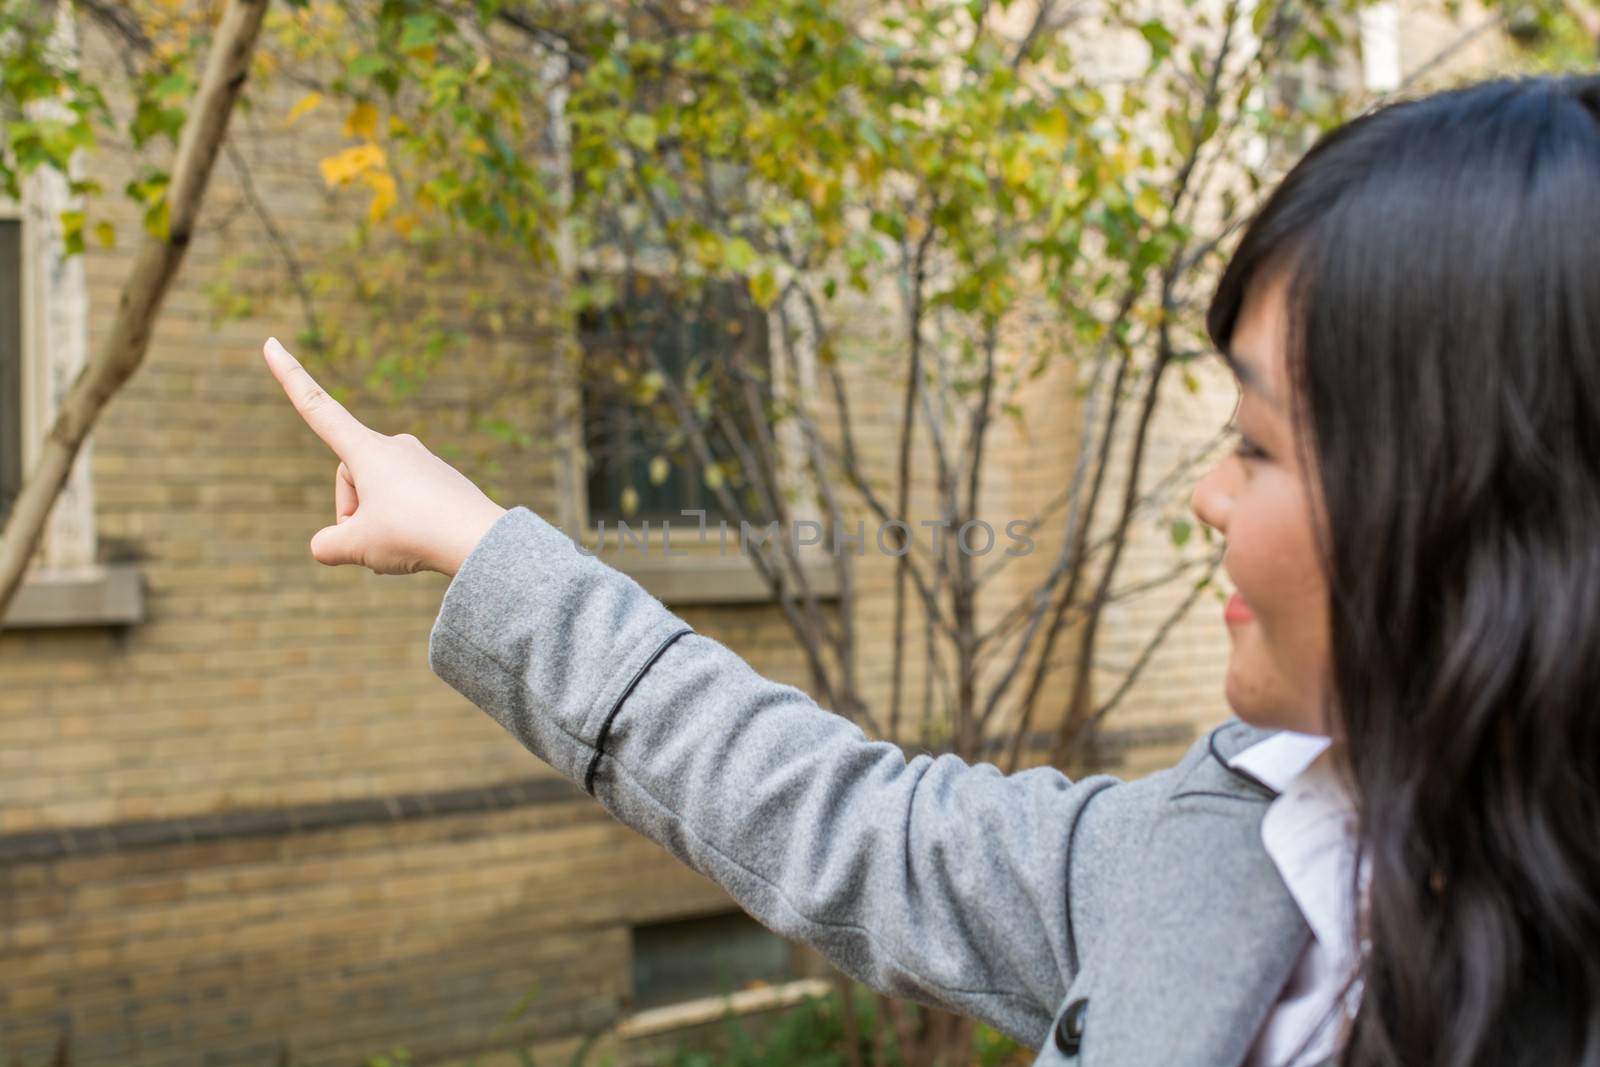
[629,910,811,1012]
[0,187,142,629]
[536,43,837,607]
[577,271,775,527]
[540,42,801,540]
[0,218,21,524]
[0,12,142,628]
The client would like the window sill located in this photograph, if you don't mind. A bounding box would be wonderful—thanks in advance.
[592,546,841,607]
[1,562,145,629]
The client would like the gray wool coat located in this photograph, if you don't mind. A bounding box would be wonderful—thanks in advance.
[427,507,1336,1067]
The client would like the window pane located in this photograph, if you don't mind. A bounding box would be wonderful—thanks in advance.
[0,219,22,524]
[630,910,799,1011]
[578,273,772,526]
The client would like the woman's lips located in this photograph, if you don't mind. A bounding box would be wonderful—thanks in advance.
[1224,592,1256,625]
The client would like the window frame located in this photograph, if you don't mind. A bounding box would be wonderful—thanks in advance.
[574,268,777,530]
[0,168,143,630]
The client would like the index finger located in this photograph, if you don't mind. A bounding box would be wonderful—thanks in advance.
[262,337,374,460]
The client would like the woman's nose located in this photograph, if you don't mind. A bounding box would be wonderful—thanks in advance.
[1191,459,1232,536]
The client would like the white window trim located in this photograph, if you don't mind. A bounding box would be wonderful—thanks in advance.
[0,6,142,628]
[540,51,837,605]
[12,164,97,578]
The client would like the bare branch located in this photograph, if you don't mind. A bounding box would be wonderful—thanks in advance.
[223,138,325,348]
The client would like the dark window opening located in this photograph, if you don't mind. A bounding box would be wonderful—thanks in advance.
[629,909,810,1013]
[578,272,774,527]
[0,219,23,526]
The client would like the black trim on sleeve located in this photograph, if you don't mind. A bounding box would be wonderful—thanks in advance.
[583,626,697,795]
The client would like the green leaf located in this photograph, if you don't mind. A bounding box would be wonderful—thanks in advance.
[59,209,85,256]
[144,197,171,241]
[1138,20,1178,65]
[724,236,757,273]
[624,114,658,151]
[347,52,388,81]
[400,14,438,52]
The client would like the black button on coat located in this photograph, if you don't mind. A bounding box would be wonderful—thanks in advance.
[1055,997,1088,1055]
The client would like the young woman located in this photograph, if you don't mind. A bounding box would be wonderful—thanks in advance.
[261,72,1600,1066]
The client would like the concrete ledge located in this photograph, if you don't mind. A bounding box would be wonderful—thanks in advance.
[1,561,145,629]
[596,550,841,606]
[614,978,834,1040]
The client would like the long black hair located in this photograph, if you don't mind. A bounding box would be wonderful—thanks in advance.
[1206,74,1600,1067]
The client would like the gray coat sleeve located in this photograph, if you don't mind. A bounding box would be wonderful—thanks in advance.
[426,506,1135,1047]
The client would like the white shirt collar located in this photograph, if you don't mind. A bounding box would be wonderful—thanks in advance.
[1227,729,1366,1066]
[1226,729,1333,795]
[1227,730,1361,953]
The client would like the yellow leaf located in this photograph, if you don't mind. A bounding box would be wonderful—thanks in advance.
[749,269,779,309]
[392,213,420,238]
[806,175,831,209]
[319,144,385,187]
[1034,109,1071,152]
[1005,153,1034,186]
[343,101,378,141]
[637,370,665,404]
[286,92,322,126]
[363,170,397,223]
[1134,185,1165,222]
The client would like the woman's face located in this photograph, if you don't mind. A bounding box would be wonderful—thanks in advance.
[1191,270,1334,737]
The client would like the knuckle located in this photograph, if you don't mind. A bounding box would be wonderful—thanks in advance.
[300,383,329,408]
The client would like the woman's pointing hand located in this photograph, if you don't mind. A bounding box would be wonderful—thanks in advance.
[261,336,507,578]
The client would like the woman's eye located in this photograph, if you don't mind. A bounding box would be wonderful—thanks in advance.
[1226,421,1268,462]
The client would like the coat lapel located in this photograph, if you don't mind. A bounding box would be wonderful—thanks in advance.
[1081,725,1313,1065]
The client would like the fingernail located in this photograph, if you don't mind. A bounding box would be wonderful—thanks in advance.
[265,337,299,366]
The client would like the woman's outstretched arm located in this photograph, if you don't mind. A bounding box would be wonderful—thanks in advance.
[259,334,1161,1050]
[429,505,1130,1047]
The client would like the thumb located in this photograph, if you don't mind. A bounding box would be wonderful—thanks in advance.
[309,514,365,568]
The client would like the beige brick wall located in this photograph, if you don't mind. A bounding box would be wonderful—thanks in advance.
[0,799,733,1065]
